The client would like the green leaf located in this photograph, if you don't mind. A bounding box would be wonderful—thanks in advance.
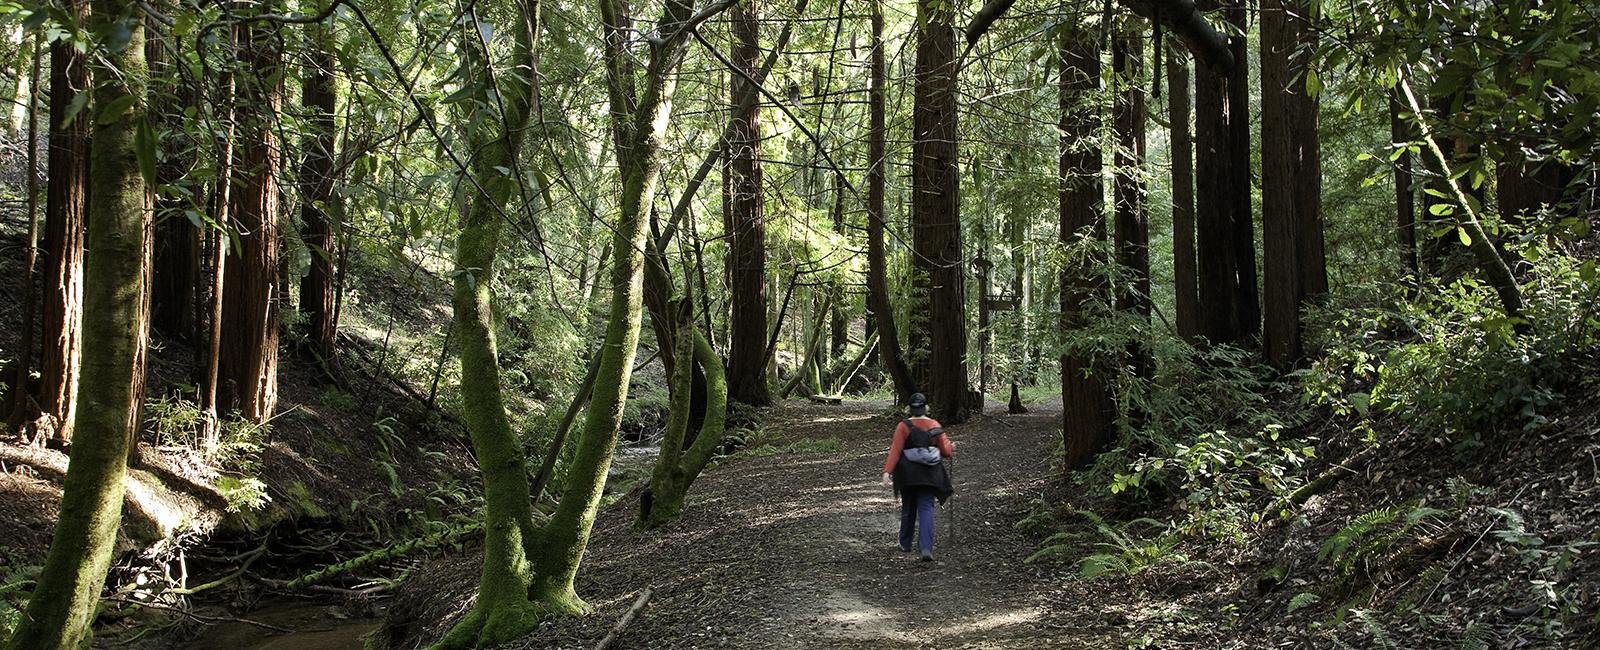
[135,118,157,185]
[60,90,89,129]
[1457,228,1472,247]
[96,95,135,126]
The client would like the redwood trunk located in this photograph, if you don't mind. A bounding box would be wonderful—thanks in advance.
[298,28,340,374]
[1059,30,1115,471]
[725,0,770,406]
[1260,0,1301,366]
[219,16,282,423]
[1225,0,1258,342]
[1391,93,1417,276]
[1167,44,1199,342]
[1113,28,1152,380]
[1193,47,1237,345]
[865,0,915,401]
[910,0,969,422]
[148,15,198,341]
[39,2,89,445]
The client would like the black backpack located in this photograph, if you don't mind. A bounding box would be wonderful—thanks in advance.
[902,419,944,465]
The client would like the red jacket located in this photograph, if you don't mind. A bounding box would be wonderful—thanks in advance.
[883,416,954,474]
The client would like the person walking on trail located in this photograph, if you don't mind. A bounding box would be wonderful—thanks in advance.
[880,393,954,561]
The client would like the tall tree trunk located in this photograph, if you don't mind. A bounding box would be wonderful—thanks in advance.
[9,6,148,645]
[865,0,915,402]
[725,0,771,407]
[1167,43,1199,342]
[7,37,40,432]
[1193,1,1242,346]
[219,7,282,424]
[298,20,340,376]
[910,0,969,422]
[1260,0,1302,367]
[38,0,90,446]
[1113,26,1152,380]
[430,2,545,645]
[1390,93,1417,277]
[525,0,720,622]
[1225,0,1258,342]
[1261,0,1325,369]
[1059,27,1114,471]
[1292,0,1326,303]
[148,6,198,341]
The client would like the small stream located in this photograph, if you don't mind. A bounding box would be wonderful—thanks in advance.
[178,599,381,649]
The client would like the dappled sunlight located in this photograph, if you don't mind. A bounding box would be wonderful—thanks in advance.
[942,607,1044,636]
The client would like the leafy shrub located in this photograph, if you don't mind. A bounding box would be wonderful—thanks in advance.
[726,436,842,459]
[1113,424,1316,539]
[1303,241,1600,445]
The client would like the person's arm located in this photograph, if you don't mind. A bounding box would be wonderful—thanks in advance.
[881,422,907,484]
[936,431,954,458]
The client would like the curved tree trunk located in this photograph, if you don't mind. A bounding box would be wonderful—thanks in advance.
[8,6,147,645]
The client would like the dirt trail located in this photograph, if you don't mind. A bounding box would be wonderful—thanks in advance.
[516,399,1117,649]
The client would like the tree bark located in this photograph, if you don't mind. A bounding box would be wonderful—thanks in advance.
[1225,0,1258,342]
[38,0,90,447]
[7,37,40,432]
[219,6,283,424]
[9,6,148,645]
[1260,0,1301,367]
[1193,50,1232,343]
[910,0,969,423]
[725,0,771,407]
[1261,0,1325,369]
[865,0,915,402]
[1059,27,1115,471]
[1390,93,1417,277]
[1167,43,1199,342]
[298,19,341,376]
[149,7,199,341]
[1113,26,1152,380]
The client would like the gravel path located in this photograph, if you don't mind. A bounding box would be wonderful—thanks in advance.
[512,398,1115,649]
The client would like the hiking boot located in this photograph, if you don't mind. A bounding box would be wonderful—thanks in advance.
[899,544,913,553]
[919,551,934,562]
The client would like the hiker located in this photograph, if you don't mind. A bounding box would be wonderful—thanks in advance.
[880,393,954,561]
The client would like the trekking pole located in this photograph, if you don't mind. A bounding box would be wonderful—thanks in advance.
[946,456,956,547]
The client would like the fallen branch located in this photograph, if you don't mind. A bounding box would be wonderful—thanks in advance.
[104,597,295,634]
[593,587,655,650]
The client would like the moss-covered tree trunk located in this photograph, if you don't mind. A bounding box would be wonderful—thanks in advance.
[524,0,723,619]
[432,1,544,646]
[7,5,147,645]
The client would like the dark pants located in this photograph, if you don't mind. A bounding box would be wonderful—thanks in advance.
[898,486,936,553]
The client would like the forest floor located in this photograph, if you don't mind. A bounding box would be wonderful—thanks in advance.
[385,398,1136,649]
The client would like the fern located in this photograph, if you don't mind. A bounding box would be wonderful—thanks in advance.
[1455,621,1492,650]
[1353,609,1398,649]
[1394,559,1449,612]
[1318,507,1401,574]
[1287,591,1320,614]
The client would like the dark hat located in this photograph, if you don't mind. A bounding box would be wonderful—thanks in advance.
[908,392,928,415]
